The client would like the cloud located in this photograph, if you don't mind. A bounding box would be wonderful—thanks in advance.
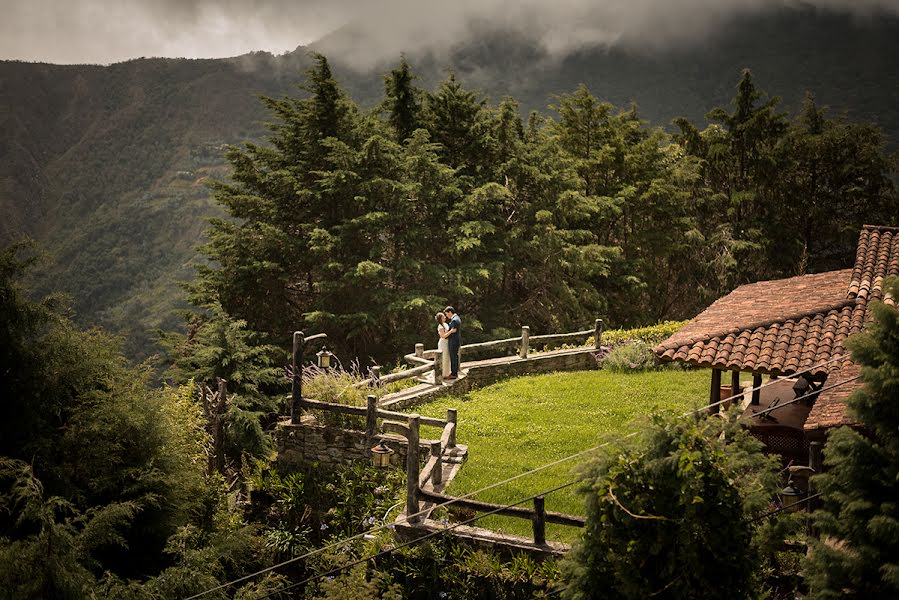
[1,0,898,66]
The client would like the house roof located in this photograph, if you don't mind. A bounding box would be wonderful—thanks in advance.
[653,224,899,429]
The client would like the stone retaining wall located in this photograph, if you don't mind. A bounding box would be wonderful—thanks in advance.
[275,418,433,469]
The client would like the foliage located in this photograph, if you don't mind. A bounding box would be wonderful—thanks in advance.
[804,277,899,599]
[600,320,687,346]
[602,342,663,373]
[0,242,273,597]
[247,461,404,554]
[416,370,707,539]
[362,537,562,599]
[562,411,781,600]
[161,302,284,464]
[194,56,896,369]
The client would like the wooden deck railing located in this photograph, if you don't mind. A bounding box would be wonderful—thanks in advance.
[416,489,585,545]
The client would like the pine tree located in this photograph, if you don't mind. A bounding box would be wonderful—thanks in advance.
[383,56,422,144]
[805,277,899,599]
[424,72,492,181]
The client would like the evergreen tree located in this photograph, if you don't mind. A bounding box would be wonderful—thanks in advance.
[382,56,422,144]
[805,277,899,599]
[424,72,493,181]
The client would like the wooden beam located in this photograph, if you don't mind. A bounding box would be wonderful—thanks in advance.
[731,371,740,398]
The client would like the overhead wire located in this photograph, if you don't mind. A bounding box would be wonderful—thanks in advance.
[186,354,854,599]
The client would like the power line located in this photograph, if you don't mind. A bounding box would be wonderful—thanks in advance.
[186,355,852,598]
[248,372,860,598]
[253,480,579,600]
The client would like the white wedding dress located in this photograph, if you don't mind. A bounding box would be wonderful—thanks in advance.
[437,323,451,378]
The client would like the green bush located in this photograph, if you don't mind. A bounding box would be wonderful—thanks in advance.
[602,342,661,373]
[601,320,687,346]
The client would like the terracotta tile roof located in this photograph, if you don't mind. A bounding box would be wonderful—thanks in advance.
[804,362,862,431]
[653,269,856,377]
[653,224,899,430]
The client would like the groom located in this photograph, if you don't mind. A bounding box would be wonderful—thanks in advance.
[444,306,461,379]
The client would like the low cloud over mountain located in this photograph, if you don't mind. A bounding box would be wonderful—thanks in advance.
[3,0,899,66]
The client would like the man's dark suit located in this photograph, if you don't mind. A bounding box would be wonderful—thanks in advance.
[447,313,461,376]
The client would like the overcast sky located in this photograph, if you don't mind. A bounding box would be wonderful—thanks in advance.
[2,0,898,68]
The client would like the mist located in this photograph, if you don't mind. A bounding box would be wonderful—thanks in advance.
[2,0,898,67]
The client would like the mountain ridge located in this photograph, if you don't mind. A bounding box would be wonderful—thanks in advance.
[2,6,897,358]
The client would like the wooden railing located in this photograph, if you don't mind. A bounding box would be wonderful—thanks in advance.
[346,319,603,391]
[416,489,585,545]
[404,318,604,366]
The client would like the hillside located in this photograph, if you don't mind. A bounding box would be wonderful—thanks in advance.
[1,6,897,359]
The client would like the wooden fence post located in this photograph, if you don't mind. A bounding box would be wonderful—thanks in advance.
[406,414,421,523]
[446,408,457,448]
[532,495,546,545]
[434,350,443,385]
[594,319,604,350]
[520,326,530,359]
[370,366,381,387]
[415,343,424,358]
[430,441,443,486]
[366,395,378,438]
[291,331,304,424]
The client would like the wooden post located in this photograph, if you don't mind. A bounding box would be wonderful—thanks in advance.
[212,378,227,475]
[446,408,457,448]
[809,441,823,512]
[709,369,722,415]
[366,395,378,438]
[291,331,304,424]
[415,343,424,358]
[434,350,443,385]
[406,414,421,523]
[430,441,443,486]
[752,373,762,405]
[809,441,823,473]
[370,366,381,387]
[594,319,604,350]
[731,371,740,399]
[520,326,530,359]
[532,496,546,545]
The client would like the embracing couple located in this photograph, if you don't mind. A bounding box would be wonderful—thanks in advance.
[435,306,461,380]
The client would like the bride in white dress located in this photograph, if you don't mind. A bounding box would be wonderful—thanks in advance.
[435,312,452,379]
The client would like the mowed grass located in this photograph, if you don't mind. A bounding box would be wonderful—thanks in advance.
[415,369,708,542]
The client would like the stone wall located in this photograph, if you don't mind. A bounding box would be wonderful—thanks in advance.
[275,418,428,470]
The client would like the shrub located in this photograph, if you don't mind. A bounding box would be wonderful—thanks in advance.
[601,320,687,346]
[562,411,781,600]
[602,342,660,373]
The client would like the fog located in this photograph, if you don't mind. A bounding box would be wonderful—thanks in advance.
[2,0,898,67]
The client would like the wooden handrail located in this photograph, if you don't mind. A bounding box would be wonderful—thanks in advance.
[418,489,585,528]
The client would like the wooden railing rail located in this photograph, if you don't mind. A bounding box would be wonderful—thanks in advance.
[297,395,453,433]
[417,488,584,545]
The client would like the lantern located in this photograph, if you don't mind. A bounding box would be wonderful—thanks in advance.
[316,345,333,369]
[370,440,395,468]
[780,484,804,512]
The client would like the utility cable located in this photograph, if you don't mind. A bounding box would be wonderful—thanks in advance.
[253,480,579,600]
[186,355,852,599]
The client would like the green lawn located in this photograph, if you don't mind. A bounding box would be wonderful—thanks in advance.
[415,369,708,542]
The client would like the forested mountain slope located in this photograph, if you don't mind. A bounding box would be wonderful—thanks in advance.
[1,6,897,358]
